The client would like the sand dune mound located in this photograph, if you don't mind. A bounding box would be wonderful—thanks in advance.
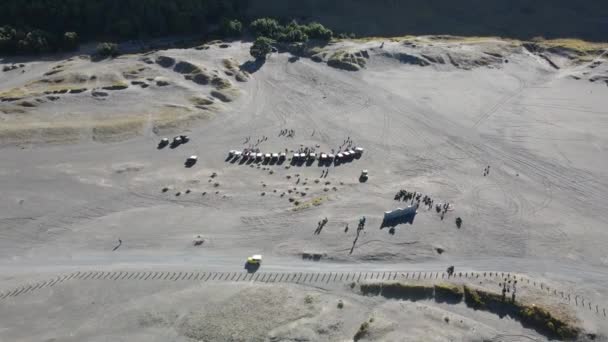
[210,88,237,102]
[187,72,211,85]
[222,58,250,82]
[122,65,152,79]
[380,51,431,66]
[211,75,231,90]
[173,61,202,74]
[155,56,176,68]
[445,52,503,69]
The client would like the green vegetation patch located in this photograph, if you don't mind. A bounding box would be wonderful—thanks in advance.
[434,284,464,303]
[463,286,580,340]
[360,282,434,301]
[358,282,580,340]
[292,196,327,211]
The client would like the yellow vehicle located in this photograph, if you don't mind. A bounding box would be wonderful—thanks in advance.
[247,254,262,265]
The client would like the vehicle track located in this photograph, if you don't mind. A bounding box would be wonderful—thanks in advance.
[473,74,527,128]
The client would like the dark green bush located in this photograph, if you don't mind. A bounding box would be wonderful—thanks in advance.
[0,26,18,53]
[18,30,56,54]
[250,18,281,39]
[221,19,242,37]
[304,22,333,40]
[62,32,79,51]
[277,21,308,43]
[96,42,119,57]
[250,36,273,59]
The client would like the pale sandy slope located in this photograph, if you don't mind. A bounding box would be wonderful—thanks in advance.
[0,38,607,340]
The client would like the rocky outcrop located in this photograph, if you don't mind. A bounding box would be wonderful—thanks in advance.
[327,50,369,71]
[382,52,430,66]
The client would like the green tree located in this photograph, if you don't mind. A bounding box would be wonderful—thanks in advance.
[96,42,118,57]
[62,31,79,51]
[278,21,308,43]
[304,22,332,40]
[250,18,281,39]
[221,19,242,37]
[250,36,273,60]
[0,26,18,53]
[17,30,55,54]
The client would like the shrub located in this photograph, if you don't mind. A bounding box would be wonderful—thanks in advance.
[381,283,434,300]
[304,22,332,40]
[250,18,281,39]
[304,294,313,304]
[519,305,579,339]
[463,286,484,309]
[221,19,242,37]
[0,26,18,53]
[96,42,118,57]
[278,28,308,43]
[434,284,464,302]
[277,21,308,43]
[250,36,273,60]
[337,300,344,309]
[62,31,79,51]
[17,30,55,54]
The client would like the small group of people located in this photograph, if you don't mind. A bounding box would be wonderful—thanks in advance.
[358,216,366,232]
[242,136,268,146]
[320,169,330,178]
[394,189,417,202]
[483,165,491,176]
[279,129,295,137]
[435,202,451,214]
[436,202,453,220]
[298,145,317,154]
[501,279,517,301]
[314,217,329,235]
[242,147,261,154]
[256,136,268,146]
[344,216,366,234]
[338,136,355,152]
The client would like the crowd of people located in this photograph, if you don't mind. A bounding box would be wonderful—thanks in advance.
[242,135,269,147]
[394,189,436,211]
[394,189,458,222]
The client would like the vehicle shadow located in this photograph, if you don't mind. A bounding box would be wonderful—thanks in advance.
[244,262,260,273]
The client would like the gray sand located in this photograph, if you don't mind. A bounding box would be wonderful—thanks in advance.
[1,37,607,340]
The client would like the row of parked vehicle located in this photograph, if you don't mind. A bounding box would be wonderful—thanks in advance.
[293,147,364,162]
[228,150,287,162]
[228,147,365,164]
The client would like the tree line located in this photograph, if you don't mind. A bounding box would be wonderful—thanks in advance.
[0,0,336,56]
[0,0,242,55]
